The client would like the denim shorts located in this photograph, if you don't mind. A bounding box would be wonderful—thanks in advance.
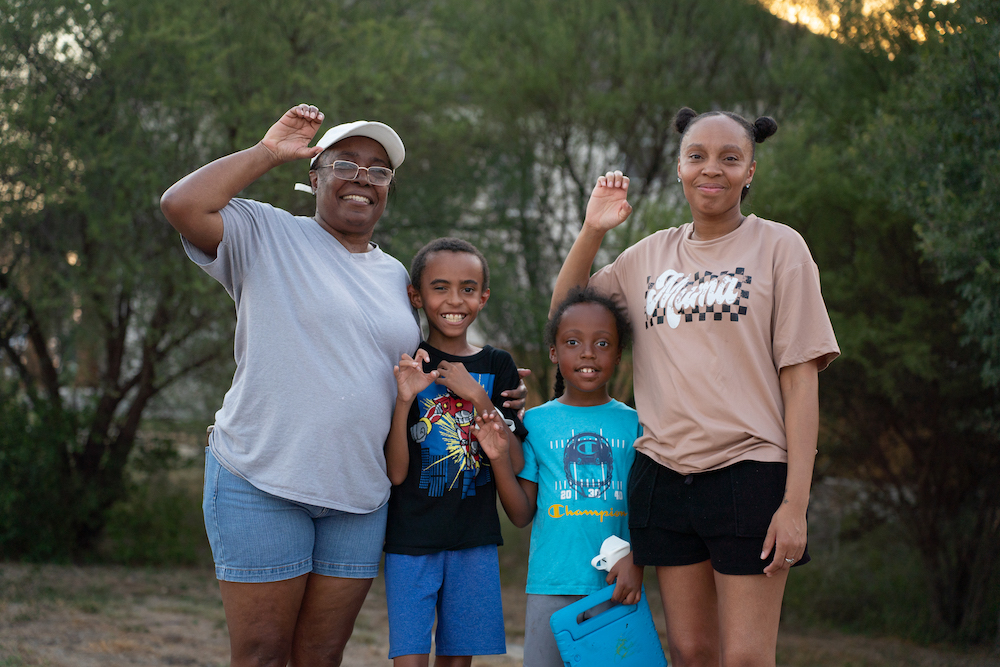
[628,454,810,575]
[384,546,506,658]
[203,447,388,583]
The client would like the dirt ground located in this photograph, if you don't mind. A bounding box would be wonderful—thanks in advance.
[1,563,998,667]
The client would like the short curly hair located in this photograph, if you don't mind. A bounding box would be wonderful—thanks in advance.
[409,237,489,291]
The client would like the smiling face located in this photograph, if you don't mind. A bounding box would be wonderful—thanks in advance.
[677,115,756,224]
[549,302,621,406]
[309,135,392,252]
[407,250,490,353]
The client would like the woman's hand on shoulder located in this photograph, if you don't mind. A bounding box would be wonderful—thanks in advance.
[259,104,327,165]
[584,171,633,234]
[501,368,531,420]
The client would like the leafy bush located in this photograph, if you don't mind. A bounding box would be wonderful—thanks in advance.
[0,394,89,562]
[784,519,1000,646]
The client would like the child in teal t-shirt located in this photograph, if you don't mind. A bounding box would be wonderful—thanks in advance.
[474,287,644,667]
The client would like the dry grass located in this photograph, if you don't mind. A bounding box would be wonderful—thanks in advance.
[2,562,998,666]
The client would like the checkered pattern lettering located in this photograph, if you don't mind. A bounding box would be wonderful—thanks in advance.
[645,268,753,329]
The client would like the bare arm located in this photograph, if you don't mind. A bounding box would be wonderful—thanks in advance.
[384,396,414,486]
[607,551,644,606]
[384,350,437,486]
[474,412,538,527]
[762,358,819,576]
[549,171,633,317]
[159,104,326,257]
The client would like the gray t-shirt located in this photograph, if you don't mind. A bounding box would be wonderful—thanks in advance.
[183,198,421,512]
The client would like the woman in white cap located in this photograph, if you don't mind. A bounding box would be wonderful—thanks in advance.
[161,104,523,666]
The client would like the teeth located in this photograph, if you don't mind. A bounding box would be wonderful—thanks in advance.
[443,314,465,322]
[579,368,598,374]
[343,195,371,204]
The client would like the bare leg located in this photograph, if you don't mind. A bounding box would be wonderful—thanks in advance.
[219,576,308,667]
[714,570,787,667]
[289,573,374,666]
[433,656,472,667]
[655,561,720,667]
[393,655,429,667]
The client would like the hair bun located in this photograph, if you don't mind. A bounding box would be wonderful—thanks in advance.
[673,107,698,135]
[752,116,778,143]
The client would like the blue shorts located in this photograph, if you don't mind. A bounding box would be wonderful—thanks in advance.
[203,447,387,583]
[384,546,506,658]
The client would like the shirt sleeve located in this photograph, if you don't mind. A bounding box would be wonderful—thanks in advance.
[588,256,629,313]
[181,198,269,300]
[519,426,540,483]
[772,259,840,372]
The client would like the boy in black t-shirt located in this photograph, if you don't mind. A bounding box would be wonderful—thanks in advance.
[383,237,527,666]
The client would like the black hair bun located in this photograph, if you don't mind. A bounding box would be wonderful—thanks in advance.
[753,116,778,143]
[673,107,698,134]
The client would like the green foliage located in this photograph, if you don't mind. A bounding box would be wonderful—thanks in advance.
[98,448,209,566]
[2,0,998,648]
[0,0,237,557]
[784,522,938,642]
[430,0,817,400]
[859,0,1000,387]
[0,391,86,561]
[754,7,1000,640]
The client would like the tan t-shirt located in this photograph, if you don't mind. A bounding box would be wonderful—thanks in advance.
[590,215,839,474]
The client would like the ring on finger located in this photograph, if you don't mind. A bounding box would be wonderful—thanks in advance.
[785,557,796,564]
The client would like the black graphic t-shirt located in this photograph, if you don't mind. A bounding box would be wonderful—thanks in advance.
[384,342,528,555]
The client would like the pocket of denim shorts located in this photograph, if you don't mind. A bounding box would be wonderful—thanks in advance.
[626,452,658,528]
[730,462,787,537]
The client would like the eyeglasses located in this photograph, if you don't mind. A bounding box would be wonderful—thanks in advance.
[315,160,394,187]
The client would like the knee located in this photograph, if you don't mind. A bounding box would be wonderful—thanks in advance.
[290,635,349,667]
[231,636,293,667]
[668,636,719,667]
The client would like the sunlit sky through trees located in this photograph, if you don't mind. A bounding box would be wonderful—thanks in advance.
[760,0,962,57]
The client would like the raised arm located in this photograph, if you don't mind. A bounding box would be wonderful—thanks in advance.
[159,104,326,256]
[549,171,633,317]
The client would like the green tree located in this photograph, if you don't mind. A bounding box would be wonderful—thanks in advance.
[0,0,235,558]
[861,0,1000,388]
[753,2,1000,639]
[0,0,459,558]
[436,0,816,401]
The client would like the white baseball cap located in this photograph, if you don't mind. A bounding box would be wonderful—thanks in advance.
[295,120,405,194]
[310,120,405,169]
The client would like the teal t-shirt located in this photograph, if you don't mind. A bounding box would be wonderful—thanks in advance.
[519,399,640,595]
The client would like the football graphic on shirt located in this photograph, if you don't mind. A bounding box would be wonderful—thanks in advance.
[563,432,614,498]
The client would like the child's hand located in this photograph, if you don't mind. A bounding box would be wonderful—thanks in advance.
[434,360,489,405]
[584,171,632,234]
[607,551,643,606]
[474,411,509,461]
[394,350,437,403]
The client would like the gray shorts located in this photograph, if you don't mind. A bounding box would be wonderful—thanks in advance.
[523,593,615,667]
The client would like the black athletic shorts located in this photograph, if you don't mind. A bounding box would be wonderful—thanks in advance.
[627,453,810,575]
